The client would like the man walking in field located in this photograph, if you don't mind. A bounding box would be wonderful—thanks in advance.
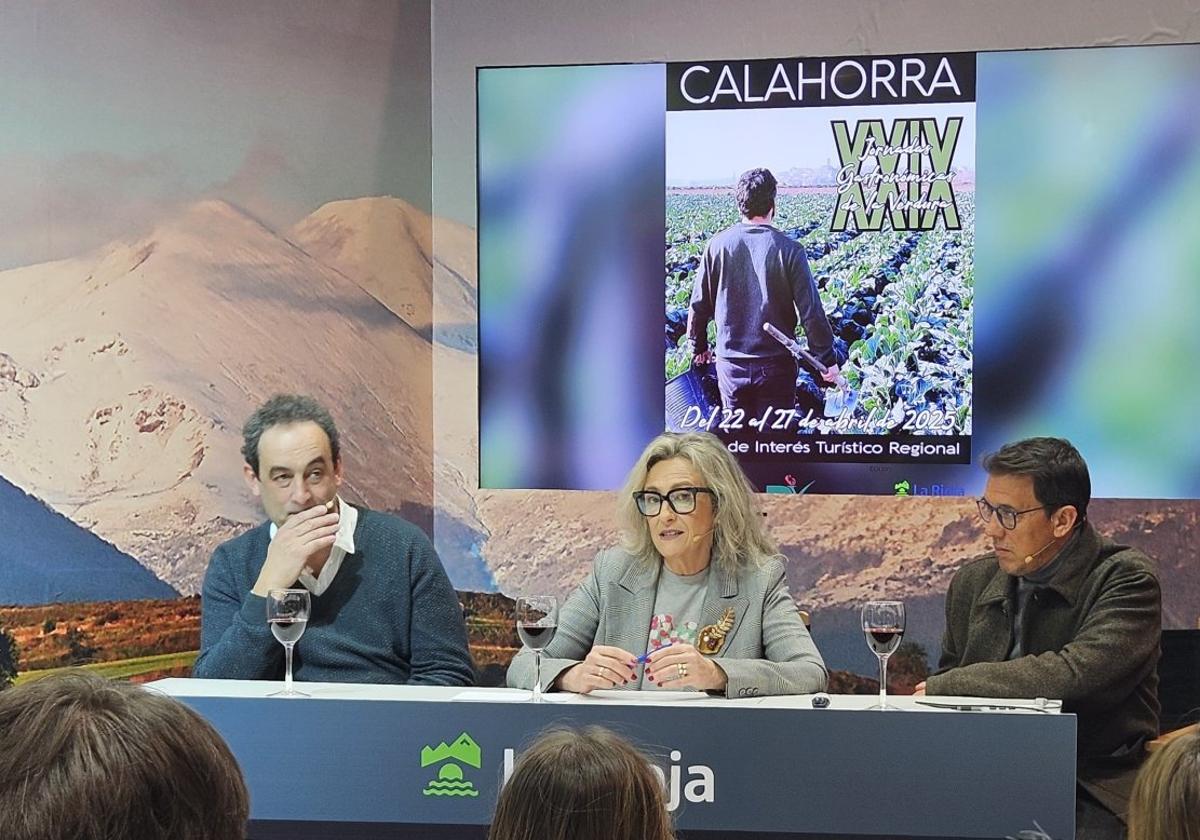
[687,168,839,421]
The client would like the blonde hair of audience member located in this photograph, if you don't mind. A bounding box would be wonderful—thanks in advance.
[0,670,249,840]
[1128,729,1200,840]
[488,726,675,840]
[617,431,778,570]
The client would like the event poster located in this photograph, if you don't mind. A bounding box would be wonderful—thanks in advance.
[664,54,975,486]
[480,45,1200,498]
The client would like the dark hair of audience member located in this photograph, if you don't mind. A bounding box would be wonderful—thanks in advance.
[1128,729,1200,840]
[488,726,675,840]
[0,670,249,840]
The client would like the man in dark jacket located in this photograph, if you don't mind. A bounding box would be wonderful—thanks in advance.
[917,437,1160,838]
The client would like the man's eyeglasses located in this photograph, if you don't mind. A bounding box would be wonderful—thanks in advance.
[633,487,715,517]
[976,497,1045,531]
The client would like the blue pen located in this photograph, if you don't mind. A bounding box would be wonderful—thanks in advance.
[637,643,672,664]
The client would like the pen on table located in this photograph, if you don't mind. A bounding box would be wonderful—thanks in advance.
[636,643,672,664]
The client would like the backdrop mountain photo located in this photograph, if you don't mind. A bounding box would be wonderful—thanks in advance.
[2,195,1197,689]
[0,197,493,600]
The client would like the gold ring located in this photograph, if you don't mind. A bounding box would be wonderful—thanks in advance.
[677,662,687,679]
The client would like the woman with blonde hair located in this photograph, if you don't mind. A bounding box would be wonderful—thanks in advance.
[488,726,674,840]
[508,431,825,697]
[1128,729,1200,840]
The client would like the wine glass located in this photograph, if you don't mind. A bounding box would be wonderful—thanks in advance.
[267,588,310,698]
[862,600,905,710]
[516,596,558,703]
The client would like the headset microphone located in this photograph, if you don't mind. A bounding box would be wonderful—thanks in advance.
[690,527,716,544]
[1024,539,1058,566]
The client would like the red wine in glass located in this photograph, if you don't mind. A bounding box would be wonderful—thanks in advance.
[866,626,903,657]
[861,600,905,709]
[516,596,558,703]
[517,623,557,651]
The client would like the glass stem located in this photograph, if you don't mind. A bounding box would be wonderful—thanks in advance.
[878,655,888,709]
[285,643,295,694]
[533,650,542,703]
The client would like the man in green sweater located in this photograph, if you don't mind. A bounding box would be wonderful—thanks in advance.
[917,437,1160,838]
[193,394,474,685]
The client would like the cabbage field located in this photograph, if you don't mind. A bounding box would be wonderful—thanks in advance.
[665,190,973,435]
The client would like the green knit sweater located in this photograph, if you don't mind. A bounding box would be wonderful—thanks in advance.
[194,508,474,685]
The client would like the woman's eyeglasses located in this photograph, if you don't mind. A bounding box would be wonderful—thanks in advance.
[633,487,715,516]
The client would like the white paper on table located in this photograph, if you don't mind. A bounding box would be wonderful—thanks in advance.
[449,689,529,702]
[449,689,574,703]
[574,689,715,703]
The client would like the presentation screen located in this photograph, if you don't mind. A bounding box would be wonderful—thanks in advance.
[479,45,1200,498]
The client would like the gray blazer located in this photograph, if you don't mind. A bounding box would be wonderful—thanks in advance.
[506,548,827,697]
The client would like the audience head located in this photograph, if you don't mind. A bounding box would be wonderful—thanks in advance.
[488,726,675,840]
[618,431,778,570]
[1128,730,1200,840]
[0,670,249,840]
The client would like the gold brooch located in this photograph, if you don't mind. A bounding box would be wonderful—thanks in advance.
[697,608,735,655]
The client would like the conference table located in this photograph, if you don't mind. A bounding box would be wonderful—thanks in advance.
[149,679,1077,840]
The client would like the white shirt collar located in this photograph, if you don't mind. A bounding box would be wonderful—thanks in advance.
[268,496,357,596]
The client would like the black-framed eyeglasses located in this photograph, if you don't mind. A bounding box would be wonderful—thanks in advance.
[976,497,1045,531]
[633,487,715,517]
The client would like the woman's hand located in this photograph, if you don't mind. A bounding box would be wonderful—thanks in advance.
[645,643,727,692]
[556,645,639,694]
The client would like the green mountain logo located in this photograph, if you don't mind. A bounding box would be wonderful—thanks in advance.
[421,732,481,797]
